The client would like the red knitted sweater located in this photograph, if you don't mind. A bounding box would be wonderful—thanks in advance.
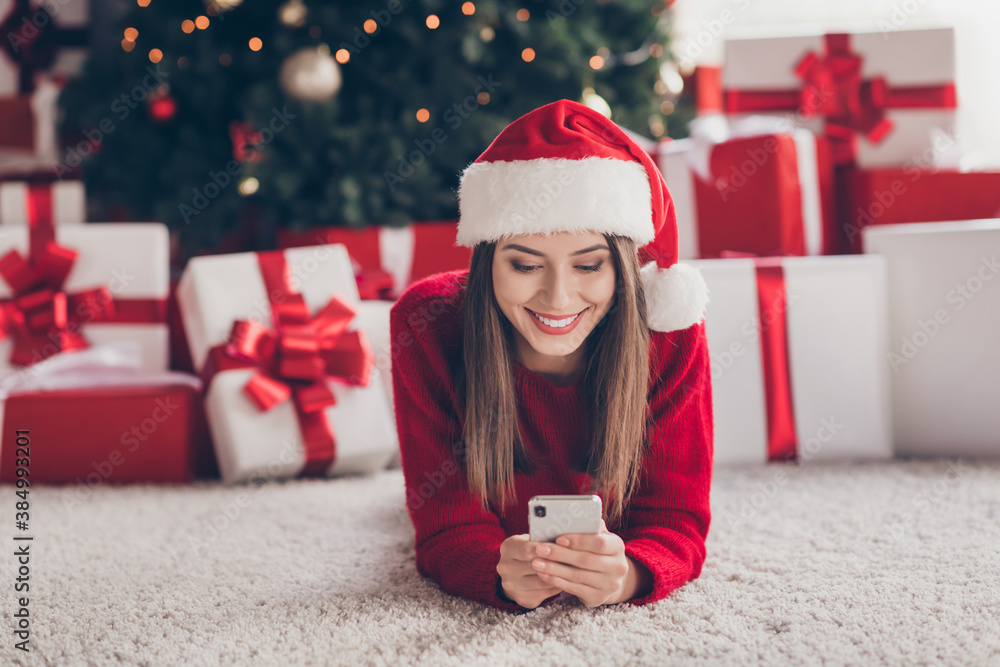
[390,269,714,613]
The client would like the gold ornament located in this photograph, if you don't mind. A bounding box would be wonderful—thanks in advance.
[279,45,342,101]
[279,0,307,28]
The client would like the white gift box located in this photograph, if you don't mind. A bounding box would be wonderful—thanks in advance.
[863,219,1000,458]
[176,244,399,483]
[352,299,400,469]
[0,0,89,96]
[0,180,85,224]
[684,255,894,465]
[0,223,169,379]
[723,26,960,168]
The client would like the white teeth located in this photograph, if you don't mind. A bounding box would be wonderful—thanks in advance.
[529,310,581,328]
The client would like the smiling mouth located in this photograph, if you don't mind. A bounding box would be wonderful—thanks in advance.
[526,308,586,329]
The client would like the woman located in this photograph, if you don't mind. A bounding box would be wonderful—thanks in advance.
[391,99,713,612]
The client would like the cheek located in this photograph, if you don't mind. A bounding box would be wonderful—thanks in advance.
[492,270,536,315]
[588,274,617,313]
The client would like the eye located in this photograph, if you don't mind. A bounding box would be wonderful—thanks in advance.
[511,261,540,273]
[576,262,603,273]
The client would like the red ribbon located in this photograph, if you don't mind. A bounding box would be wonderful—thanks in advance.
[0,189,166,366]
[753,258,798,463]
[723,33,957,165]
[0,0,88,94]
[200,250,374,478]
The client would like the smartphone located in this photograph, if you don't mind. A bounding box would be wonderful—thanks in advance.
[528,495,603,543]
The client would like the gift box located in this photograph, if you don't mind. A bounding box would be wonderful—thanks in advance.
[0,0,89,96]
[176,244,399,483]
[351,299,400,469]
[0,77,59,166]
[721,27,959,168]
[0,343,216,484]
[684,255,893,465]
[656,124,836,259]
[0,178,84,225]
[863,219,1000,458]
[0,221,170,378]
[840,168,1000,252]
[277,222,471,300]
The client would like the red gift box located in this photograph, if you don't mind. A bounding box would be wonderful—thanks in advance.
[657,127,836,259]
[840,168,1000,253]
[277,222,471,299]
[0,356,216,484]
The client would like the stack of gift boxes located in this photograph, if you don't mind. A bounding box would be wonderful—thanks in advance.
[6,20,997,488]
[658,25,1000,465]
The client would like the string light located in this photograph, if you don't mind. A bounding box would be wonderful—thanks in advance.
[219,53,232,66]
[426,15,440,29]
[516,8,529,21]
[480,26,494,41]
[659,100,675,115]
[148,48,163,63]
[364,19,377,34]
[177,56,190,68]
[477,92,490,105]
[589,55,604,70]
[239,177,259,196]
[181,20,194,33]
[462,2,475,15]
[249,37,262,51]
[195,16,209,29]
[335,49,350,64]
[416,108,430,122]
[521,48,535,62]
[124,27,138,41]
[121,39,135,52]
[137,0,150,6]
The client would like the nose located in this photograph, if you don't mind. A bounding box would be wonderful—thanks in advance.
[543,265,572,311]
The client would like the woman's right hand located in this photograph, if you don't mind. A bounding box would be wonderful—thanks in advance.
[497,534,562,608]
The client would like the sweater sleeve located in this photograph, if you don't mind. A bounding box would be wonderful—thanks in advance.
[389,280,526,613]
[618,320,714,607]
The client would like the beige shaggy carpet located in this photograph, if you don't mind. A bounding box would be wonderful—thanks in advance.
[1,457,998,666]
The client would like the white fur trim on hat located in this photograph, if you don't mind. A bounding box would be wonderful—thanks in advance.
[640,261,709,333]
[457,157,655,247]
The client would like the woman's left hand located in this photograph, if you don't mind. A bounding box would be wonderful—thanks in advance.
[529,519,652,608]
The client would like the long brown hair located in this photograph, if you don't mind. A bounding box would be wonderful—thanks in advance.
[456,233,652,525]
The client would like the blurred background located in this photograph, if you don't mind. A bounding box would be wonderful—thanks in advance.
[1,0,997,266]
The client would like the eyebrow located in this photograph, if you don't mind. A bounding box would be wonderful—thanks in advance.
[500,243,610,257]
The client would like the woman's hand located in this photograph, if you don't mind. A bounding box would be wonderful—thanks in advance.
[497,534,563,609]
[529,519,653,608]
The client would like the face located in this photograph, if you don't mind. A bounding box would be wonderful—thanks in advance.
[492,231,617,364]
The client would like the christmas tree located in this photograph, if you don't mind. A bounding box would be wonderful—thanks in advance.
[59,0,688,261]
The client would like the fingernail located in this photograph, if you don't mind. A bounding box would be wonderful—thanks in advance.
[537,545,550,555]
[557,537,569,547]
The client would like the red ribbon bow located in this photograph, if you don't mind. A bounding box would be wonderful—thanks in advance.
[724,33,957,166]
[0,207,117,366]
[224,292,372,416]
[201,251,375,478]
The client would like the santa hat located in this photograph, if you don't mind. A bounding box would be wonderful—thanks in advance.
[456,99,708,333]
